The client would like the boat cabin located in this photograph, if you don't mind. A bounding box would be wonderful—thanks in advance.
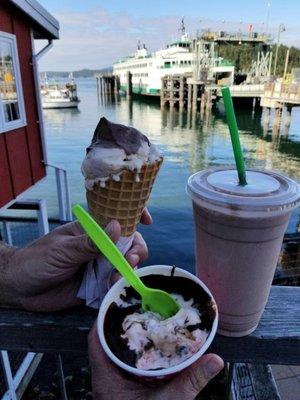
[0,0,59,209]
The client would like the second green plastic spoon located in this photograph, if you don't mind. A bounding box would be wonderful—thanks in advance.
[72,204,180,319]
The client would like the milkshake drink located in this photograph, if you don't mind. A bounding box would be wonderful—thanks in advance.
[187,168,300,337]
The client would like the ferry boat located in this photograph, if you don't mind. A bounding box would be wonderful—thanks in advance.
[113,21,235,96]
[113,21,194,96]
[41,73,80,109]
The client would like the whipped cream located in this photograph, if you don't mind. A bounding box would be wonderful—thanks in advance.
[120,294,208,370]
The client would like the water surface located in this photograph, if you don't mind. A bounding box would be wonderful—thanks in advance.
[12,78,300,272]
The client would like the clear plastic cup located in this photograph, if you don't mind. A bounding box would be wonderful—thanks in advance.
[187,167,300,337]
[97,265,218,379]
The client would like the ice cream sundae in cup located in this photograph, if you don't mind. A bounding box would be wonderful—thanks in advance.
[97,265,218,380]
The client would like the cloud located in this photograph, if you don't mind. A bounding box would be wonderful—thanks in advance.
[36,7,300,71]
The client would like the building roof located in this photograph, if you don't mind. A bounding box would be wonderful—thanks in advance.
[10,0,59,39]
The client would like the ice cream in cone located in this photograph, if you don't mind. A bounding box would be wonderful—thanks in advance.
[82,118,163,236]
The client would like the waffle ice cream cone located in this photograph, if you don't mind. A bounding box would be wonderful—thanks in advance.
[86,158,163,236]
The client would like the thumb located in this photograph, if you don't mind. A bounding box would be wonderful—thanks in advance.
[165,354,224,399]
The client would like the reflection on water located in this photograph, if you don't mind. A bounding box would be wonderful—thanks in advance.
[43,107,81,125]
[15,78,300,272]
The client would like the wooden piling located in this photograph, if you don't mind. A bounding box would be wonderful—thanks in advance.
[96,76,100,95]
[192,84,198,111]
[126,71,132,98]
[206,90,212,114]
[170,77,175,108]
[159,75,219,111]
[187,84,192,109]
[254,97,261,113]
[285,105,292,132]
[100,77,104,94]
[273,107,283,129]
[160,77,166,107]
[179,76,184,109]
[263,107,271,126]
[102,78,106,94]
[113,77,117,95]
[200,92,205,116]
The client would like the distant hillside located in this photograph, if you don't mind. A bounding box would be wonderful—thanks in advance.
[218,44,300,76]
[41,67,113,79]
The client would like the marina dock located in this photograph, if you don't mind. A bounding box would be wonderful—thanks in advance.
[96,30,272,107]
[95,29,300,136]
[96,73,120,96]
[261,81,300,132]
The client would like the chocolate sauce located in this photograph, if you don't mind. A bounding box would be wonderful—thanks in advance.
[88,117,150,155]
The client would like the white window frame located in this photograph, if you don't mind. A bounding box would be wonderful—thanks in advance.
[0,31,26,133]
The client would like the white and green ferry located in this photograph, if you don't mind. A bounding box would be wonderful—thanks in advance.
[113,24,194,96]
[113,23,235,96]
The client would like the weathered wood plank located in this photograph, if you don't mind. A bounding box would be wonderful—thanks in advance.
[247,364,281,400]
[210,286,300,365]
[0,286,299,365]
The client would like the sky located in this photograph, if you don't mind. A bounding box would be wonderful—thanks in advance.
[36,0,300,71]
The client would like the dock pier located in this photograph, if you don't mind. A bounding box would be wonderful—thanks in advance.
[261,82,300,134]
[160,75,190,109]
[96,74,120,97]
[160,75,216,114]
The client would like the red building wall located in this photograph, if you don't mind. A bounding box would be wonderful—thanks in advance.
[0,3,46,208]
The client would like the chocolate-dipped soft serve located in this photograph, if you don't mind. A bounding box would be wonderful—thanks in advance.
[82,118,161,190]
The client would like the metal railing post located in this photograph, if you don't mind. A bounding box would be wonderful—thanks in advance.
[64,170,72,222]
[2,222,12,245]
[1,351,17,400]
[56,354,68,400]
[55,168,67,222]
[37,200,50,235]
[47,163,72,223]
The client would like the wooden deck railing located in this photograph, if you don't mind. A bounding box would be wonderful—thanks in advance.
[0,286,299,365]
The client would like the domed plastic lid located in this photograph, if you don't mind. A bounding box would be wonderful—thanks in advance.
[187,168,300,214]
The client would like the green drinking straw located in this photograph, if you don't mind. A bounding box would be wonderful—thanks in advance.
[221,87,247,186]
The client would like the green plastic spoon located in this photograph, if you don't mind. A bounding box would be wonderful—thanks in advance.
[72,204,180,319]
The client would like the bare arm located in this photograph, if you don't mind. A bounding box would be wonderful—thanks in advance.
[0,241,19,307]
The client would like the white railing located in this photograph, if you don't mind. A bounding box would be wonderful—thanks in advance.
[0,199,49,400]
[229,84,265,94]
[0,164,72,399]
[46,163,72,222]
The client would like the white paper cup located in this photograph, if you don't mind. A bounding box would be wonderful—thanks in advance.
[97,265,218,379]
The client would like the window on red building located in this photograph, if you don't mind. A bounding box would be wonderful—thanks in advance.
[0,31,26,133]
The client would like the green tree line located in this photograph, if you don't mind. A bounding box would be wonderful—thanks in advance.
[217,43,300,76]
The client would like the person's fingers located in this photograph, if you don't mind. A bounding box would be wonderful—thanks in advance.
[50,220,121,266]
[104,220,121,244]
[69,220,121,264]
[165,354,224,397]
[53,220,121,243]
[112,232,146,283]
[125,231,148,267]
[140,208,153,225]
